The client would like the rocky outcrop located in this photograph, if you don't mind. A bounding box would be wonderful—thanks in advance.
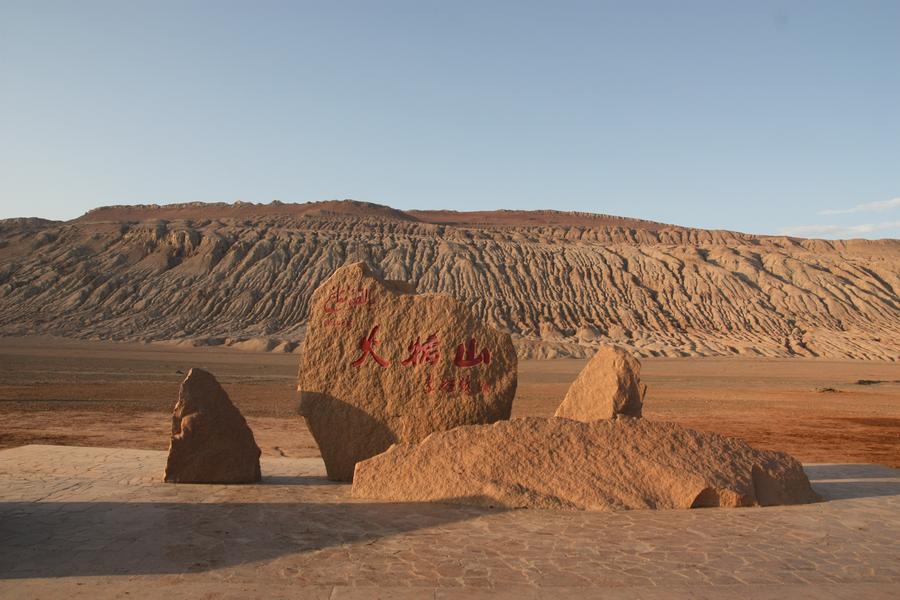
[351,417,821,511]
[555,345,645,421]
[0,201,897,360]
[297,262,517,481]
[164,368,261,483]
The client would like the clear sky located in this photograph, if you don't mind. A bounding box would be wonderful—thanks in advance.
[1,1,898,238]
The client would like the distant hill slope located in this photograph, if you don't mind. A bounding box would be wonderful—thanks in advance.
[1,200,897,360]
[75,200,418,223]
[76,200,672,230]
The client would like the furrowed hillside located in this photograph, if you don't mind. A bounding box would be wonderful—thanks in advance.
[0,201,897,360]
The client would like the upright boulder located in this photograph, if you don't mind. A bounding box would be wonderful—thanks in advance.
[555,345,645,421]
[297,262,517,481]
[164,368,261,483]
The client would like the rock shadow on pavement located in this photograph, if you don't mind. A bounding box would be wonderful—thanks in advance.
[0,499,501,579]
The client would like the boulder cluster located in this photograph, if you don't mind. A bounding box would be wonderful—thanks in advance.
[165,262,820,512]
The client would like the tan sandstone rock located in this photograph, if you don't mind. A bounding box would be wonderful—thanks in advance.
[164,368,261,483]
[555,345,645,421]
[352,417,821,511]
[297,262,517,481]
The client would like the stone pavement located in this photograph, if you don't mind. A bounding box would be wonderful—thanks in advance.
[0,445,898,599]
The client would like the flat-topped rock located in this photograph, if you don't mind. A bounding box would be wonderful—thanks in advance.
[164,368,261,483]
[297,262,517,481]
[555,345,646,421]
[352,417,821,511]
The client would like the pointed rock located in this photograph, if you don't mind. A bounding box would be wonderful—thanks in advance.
[164,368,261,483]
[555,345,645,421]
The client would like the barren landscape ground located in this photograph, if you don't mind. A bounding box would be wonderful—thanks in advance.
[1,336,897,468]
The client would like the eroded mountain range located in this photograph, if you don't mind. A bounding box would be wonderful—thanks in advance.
[0,200,897,360]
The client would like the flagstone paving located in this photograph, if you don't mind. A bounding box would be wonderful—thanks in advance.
[0,444,898,599]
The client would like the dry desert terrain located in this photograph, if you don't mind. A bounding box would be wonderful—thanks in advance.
[1,336,897,468]
[2,201,898,361]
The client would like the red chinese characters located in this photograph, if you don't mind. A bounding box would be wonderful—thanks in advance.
[324,285,373,314]
[350,326,391,368]
[453,338,491,368]
[401,334,440,366]
[349,329,494,390]
[323,316,354,329]
[420,376,489,396]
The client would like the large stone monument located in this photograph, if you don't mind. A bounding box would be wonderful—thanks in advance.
[297,262,517,481]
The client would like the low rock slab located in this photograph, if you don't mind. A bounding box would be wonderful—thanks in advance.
[164,368,261,483]
[352,417,821,511]
[555,345,645,421]
[297,262,517,481]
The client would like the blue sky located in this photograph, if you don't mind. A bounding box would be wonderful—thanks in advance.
[1,1,898,238]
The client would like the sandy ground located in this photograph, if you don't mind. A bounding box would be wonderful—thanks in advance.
[0,336,898,466]
[4,445,900,597]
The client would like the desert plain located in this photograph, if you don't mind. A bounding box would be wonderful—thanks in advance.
[1,335,897,467]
